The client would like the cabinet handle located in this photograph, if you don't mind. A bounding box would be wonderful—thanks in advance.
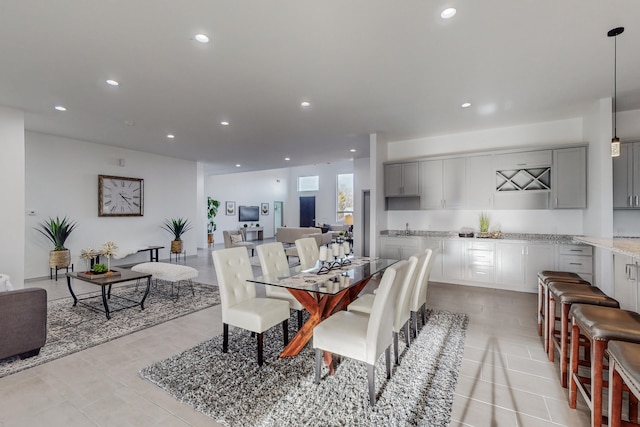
[629,196,633,207]
[555,197,558,207]
[517,163,527,166]
[569,262,582,266]
[569,249,583,252]
[636,195,639,206]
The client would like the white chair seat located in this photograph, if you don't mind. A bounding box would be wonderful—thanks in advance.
[314,311,368,361]
[347,293,375,315]
[226,297,290,333]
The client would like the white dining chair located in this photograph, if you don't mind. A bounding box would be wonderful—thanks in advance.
[256,242,306,330]
[348,254,420,365]
[313,260,410,406]
[409,248,435,338]
[212,247,291,366]
[295,237,320,269]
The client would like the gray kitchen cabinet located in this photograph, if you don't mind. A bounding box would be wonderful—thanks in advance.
[443,158,466,209]
[613,142,640,209]
[384,162,419,197]
[495,242,525,286]
[494,150,552,170]
[557,244,593,284]
[524,243,556,292]
[419,160,444,209]
[379,236,421,260]
[466,240,495,283]
[465,155,493,209]
[613,253,639,312]
[551,147,586,209]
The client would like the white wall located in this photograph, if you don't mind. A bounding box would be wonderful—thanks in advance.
[25,132,197,279]
[206,168,289,243]
[384,118,586,234]
[613,109,640,236]
[353,157,370,256]
[0,106,25,289]
[371,133,388,256]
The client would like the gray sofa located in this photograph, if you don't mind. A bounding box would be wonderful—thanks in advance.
[275,227,330,259]
[0,288,47,360]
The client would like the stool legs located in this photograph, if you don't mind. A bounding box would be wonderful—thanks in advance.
[560,303,571,388]
[570,322,580,409]
[608,356,623,427]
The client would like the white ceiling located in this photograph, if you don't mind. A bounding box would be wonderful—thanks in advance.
[1,1,639,175]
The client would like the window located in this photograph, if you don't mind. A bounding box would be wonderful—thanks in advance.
[298,175,319,192]
[337,173,354,221]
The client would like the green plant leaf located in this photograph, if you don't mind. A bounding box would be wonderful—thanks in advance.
[35,216,77,251]
[161,217,193,241]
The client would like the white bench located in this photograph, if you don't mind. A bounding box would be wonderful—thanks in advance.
[131,262,198,300]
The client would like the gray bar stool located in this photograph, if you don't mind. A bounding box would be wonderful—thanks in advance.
[608,340,640,427]
[547,281,619,388]
[569,305,640,427]
[538,270,590,352]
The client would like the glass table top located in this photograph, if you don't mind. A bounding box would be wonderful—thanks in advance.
[250,257,398,295]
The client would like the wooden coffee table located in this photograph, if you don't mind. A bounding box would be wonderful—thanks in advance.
[66,268,152,319]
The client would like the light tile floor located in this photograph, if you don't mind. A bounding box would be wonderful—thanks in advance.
[0,247,590,426]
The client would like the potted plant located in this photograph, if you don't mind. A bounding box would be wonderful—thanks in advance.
[207,198,220,246]
[478,212,490,238]
[162,217,192,254]
[35,216,78,269]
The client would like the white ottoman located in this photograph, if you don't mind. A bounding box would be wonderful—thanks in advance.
[132,262,199,300]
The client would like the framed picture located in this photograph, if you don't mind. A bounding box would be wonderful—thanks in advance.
[261,202,269,216]
[98,175,144,217]
[225,201,236,216]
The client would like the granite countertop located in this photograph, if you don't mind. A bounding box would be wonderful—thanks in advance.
[381,230,579,244]
[573,236,640,258]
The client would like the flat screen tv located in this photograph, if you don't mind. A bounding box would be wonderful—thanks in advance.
[238,205,259,222]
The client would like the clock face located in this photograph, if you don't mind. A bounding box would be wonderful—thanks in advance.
[98,175,144,217]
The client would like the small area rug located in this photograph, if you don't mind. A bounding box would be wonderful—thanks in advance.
[140,309,468,426]
[0,281,220,378]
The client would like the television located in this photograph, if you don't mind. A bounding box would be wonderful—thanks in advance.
[238,205,259,222]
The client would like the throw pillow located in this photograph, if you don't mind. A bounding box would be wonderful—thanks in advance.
[0,274,11,292]
[230,234,244,244]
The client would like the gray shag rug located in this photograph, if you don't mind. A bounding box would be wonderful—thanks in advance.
[0,281,220,378]
[140,309,468,426]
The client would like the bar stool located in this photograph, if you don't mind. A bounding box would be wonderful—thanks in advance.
[569,304,640,427]
[538,270,590,352]
[547,281,619,388]
[608,340,640,427]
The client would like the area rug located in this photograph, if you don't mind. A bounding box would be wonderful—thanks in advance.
[140,309,468,426]
[0,281,220,378]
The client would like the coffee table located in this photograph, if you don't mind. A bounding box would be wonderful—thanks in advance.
[66,268,152,319]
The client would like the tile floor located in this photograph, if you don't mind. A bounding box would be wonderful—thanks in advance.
[0,247,591,426]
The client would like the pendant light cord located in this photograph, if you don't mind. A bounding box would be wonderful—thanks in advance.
[614,34,618,139]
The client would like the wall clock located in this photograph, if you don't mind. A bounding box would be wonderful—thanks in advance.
[98,175,144,217]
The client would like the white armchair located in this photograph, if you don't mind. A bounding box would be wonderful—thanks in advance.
[313,260,410,406]
[295,237,319,269]
[256,242,305,329]
[348,253,420,365]
[212,247,291,366]
[410,249,435,337]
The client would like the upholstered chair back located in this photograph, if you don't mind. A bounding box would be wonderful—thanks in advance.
[366,260,409,363]
[295,237,320,269]
[410,249,434,312]
[223,230,242,249]
[394,255,419,331]
[256,242,289,276]
[212,247,257,318]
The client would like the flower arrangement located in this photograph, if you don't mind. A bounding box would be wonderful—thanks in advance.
[101,241,119,271]
[80,248,97,272]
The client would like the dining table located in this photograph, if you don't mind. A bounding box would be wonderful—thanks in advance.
[249,257,398,359]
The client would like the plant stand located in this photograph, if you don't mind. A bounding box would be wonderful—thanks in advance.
[50,263,74,281]
[170,250,186,264]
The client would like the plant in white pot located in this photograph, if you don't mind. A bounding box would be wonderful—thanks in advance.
[162,217,192,254]
[207,198,220,246]
[35,216,78,269]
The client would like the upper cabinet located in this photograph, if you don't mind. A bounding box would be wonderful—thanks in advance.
[385,144,587,210]
[384,162,419,197]
[552,147,586,209]
[613,142,640,209]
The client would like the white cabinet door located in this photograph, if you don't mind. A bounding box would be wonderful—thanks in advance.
[384,164,403,196]
[495,242,525,286]
[423,238,443,281]
[465,155,493,209]
[467,241,495,283]
[402,162,420,196]
[613,254,638,312]
[613,143,632,208]
[442,239,465,280]
[524,243,556,292]
[552,147,586,209]
[420,160,443,209]
[443,158,466,209]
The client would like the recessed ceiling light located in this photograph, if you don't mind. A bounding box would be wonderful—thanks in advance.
[441,8,456,19]
[461,102,471,108]
[221,121,229,126]
[300,101,311,107]
[106,79,119,86]
[284,157,290,161]
[349,149,357,153]
[54,105,67,111]
[194,34,210,43]
[235,164,241,167]
[166,134,175,139]
[124,120,134,126]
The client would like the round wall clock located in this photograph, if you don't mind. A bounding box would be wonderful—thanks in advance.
[98,175,144,217]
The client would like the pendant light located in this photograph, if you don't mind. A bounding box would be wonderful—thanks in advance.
[608,26,624,157]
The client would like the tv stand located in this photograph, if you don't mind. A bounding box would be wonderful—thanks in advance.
[241,227,264,241]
